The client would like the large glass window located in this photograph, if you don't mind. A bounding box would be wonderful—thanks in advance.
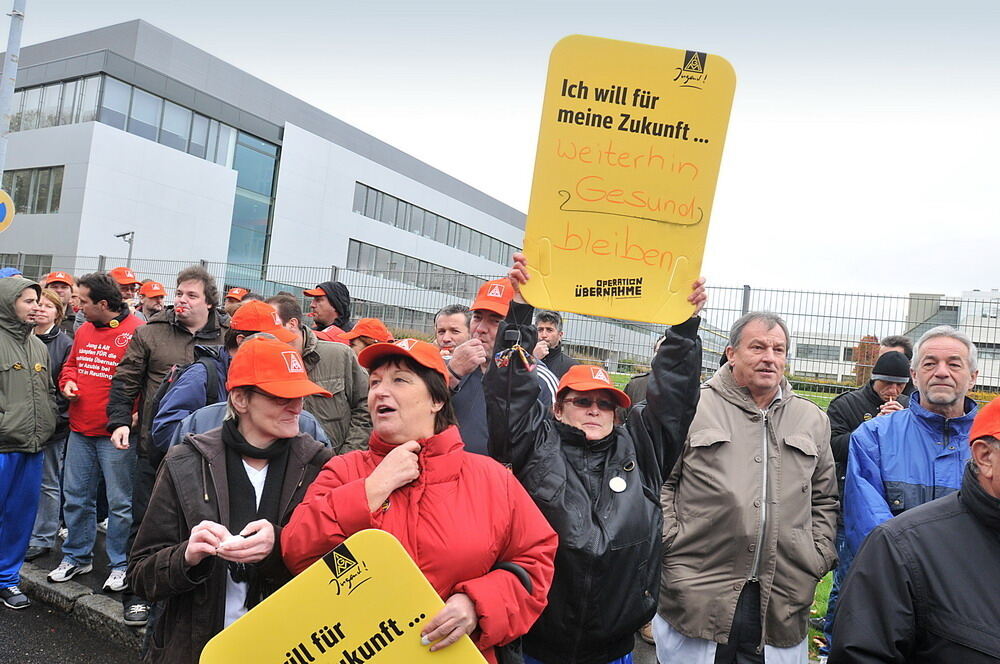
[39,84,61,128]
[128,88,162,140]
[58,80,78,125]
[214,123,237,167]
[227,225,267,266]
[20,86,41,131]
[188,114,209,158]
[76,76,100,123]
[232,190,271,233]
[2,166,64,215]
[234,142,275,196]
[99,76,131,130]
[159,101,191,151]
[9,89,23,131]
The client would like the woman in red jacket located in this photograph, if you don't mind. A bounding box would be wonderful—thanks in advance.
[281,339,557,664]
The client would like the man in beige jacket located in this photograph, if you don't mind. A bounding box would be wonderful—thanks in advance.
[654,312,838,664]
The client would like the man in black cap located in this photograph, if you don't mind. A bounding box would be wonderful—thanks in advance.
[816,350,911,655]
[303,281,353,335]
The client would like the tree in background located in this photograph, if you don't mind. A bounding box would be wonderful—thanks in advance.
[852,335,880,385]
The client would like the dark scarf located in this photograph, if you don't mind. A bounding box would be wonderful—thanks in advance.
[221,418,290,610]
[961,461,1000,532]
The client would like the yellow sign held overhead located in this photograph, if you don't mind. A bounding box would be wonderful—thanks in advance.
[0,190,14,233]
[200,529,486,664]
[521,35,736,324]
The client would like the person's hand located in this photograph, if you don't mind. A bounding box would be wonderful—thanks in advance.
[62,380,80,400]
[448,339,487,378]
[110,426,131,450]
[533,340,549,360]
[687,277,707,317]
[508,252,529,304]
[421,592,478,652]
[215,520,275,564]
[365,441,421,511]
[184,520,232,567]
[879,399,904,416]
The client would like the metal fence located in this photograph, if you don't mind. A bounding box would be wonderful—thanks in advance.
[6,252,997,406]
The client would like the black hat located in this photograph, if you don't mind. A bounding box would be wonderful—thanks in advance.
[871,351,910,383]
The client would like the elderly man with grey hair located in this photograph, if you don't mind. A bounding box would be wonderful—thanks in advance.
[842,325,979,564]
[654,311,838,664]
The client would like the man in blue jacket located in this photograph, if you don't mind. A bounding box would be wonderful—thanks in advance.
[843,325,979,561]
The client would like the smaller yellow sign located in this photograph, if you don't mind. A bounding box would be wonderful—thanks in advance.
[0,190,14,233]
[200,529,485,664]
[521,35,736,324]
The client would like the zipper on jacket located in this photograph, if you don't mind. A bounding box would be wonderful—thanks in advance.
[748,413,768,582]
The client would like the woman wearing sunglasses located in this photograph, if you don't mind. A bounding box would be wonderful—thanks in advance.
[484,253,705,664]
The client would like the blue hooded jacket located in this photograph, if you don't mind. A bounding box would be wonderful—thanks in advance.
[843,391,976,559]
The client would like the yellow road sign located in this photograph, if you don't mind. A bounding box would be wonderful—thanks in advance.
[521,35,736,324]
[200,529,486,664]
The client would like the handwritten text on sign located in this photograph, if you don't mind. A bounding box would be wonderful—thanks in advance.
[521,36,736,324]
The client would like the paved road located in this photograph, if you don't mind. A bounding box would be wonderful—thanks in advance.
[1,602,138,664]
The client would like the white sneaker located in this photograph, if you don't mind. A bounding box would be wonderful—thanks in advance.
[97,518,109,534]
[58,527,68,540]
[47,561,93,583]
[103,568,127,592]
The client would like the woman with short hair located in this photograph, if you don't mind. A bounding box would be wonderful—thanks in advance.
[281,338,558,664]
[128,336,335,663]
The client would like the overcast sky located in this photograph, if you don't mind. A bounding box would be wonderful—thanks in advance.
[12,0,1000,294]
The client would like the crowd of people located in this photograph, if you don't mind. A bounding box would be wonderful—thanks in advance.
[0,256,997,664]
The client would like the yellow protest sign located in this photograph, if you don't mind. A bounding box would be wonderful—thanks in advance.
[0,190,15,233]
[521,35,736,324]
[200,529,485,664]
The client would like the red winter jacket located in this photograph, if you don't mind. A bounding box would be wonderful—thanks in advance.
[281,426,557,664]
[59,314,144,436]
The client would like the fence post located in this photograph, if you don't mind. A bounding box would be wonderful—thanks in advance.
[97,255,106,272]
[329,265,339,283]
[200,259,208,267]
[15,252,24,271]
[742,284,751,315]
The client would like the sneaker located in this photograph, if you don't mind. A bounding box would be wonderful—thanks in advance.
[1,585,31,610]
[104,569,127,592]
[24,545,50,561]
[639,621,655,645]
[124,600,149,626]
[58,527,68,540]
[809,616,827,631]
[97,518,109,534]
[47,561,93,583]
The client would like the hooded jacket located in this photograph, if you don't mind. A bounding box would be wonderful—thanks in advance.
[299,326,370,453]
[843,392,975,559]
[831,463,1000,663]
[107,306,228,456]
[659,365,839,649]
[313,281,353,332]
[0,276,57,453]
[128,427,333,664]
[485,306,701,664]
[280,426,558,664]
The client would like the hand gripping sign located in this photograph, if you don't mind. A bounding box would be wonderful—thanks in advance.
[521,35,735,324]
[201,529,485,664]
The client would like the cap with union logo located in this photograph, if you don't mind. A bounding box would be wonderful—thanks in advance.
[109,267,141,286]
[42,271,75,286]
[557,364,631,409]
[226,336,330,398]
[225,287,250,302]
[471,278,514,317]
[139,281,166,298]
[340,318,393,343]
[357,338,448,382]
[230,300,298,344]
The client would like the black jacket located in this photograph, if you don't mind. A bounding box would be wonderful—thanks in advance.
[485,301,701,664]
[831,463,1000,663]
[827,383,908,481]
[36,324,73,442]
[540,343,578,380]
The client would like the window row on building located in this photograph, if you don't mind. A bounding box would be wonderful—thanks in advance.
[0,253,53,281]
[795,343,842,362]
[346,239,486,302]
[352,182,518,266]
[1,166,64,215]
[10,75,244,168]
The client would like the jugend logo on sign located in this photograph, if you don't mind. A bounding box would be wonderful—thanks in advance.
[324,542,373,597]
[675,50,709,89]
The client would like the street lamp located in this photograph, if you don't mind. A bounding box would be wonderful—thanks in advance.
[114,231,135,267]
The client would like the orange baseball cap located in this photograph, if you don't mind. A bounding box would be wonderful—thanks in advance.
[341,318,393,343]
[303,286,327,297]
[969,398,1000,444]
[557,364,631,409]
[139,281,166,298]
[358,338,447,382]
[225,287,250,302]
[109,267,141,286]
[42,271,75,286]
[230,300,298,344]
[226,336,330,398]
[471,278,514,317]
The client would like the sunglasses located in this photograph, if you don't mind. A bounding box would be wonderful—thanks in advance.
[560,396,617,412]
[248,387,298,407]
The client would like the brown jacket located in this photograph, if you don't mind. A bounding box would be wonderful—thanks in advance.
[300,326,371,453]
[128,427,333,664]
[658,365,838,648]
[107,307,227,456]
